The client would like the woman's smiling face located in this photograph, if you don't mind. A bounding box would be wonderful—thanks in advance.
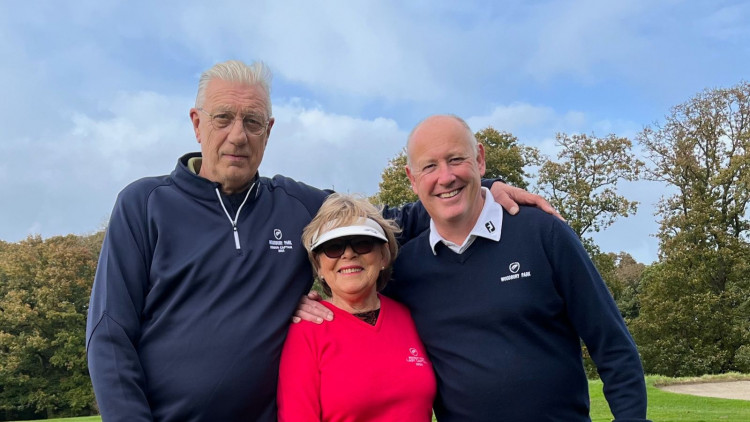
[316,236,389,301]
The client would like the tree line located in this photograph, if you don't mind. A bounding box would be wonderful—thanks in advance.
[1,82,749,419]
[0,233,102,420]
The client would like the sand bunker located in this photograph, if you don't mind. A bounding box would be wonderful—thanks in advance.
[658,381,750,401]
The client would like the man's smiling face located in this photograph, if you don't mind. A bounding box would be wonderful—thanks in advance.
[406,115,486,239]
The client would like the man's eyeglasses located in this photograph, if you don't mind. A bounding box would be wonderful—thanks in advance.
[316,236,382,259]
[197,108,269,136]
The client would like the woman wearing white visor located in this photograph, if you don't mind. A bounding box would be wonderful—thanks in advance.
[277,193,436,421]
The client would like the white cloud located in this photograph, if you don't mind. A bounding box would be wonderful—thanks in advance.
[465,102,640,153]
[0,89,194,242]
[522,0,655,81]
[466,103,588,138]
[59,91,194,186]
[168,0,446,103]
[261,101,405,194]
[2,0,746,265]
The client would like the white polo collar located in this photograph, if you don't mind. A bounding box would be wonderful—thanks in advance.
[428,187,503,255]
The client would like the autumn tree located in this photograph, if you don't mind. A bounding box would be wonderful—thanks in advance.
[372,127,539,206]
[632,81,750,376]
[536,133,644,247]
[0,234,102,419]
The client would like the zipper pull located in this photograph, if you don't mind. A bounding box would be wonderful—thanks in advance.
[233,224,241,250]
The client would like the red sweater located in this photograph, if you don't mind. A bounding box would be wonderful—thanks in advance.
[277,294,436,422]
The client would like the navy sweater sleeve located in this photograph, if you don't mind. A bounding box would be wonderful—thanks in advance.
[547,217,649,421]
[381,201,430,245]
[86,180,159,422]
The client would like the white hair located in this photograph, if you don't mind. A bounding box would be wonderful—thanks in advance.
[195,60,272,116]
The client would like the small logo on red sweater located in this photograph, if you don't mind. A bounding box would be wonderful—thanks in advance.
[406,348,427,367]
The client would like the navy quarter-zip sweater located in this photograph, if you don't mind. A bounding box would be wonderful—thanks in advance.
[387,205,649,422]
[85,153,429,422]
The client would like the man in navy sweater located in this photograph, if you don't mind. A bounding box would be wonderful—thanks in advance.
[85,61,556,422]
[384,115,650,421]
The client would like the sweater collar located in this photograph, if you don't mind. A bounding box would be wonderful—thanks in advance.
[428,187,503,255]
[172,152,260,201]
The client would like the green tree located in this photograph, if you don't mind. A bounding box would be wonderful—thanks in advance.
[536,133,644,247]
[0,234,102,419]
[632,81,750,376]
[609,252,646,321]
[475,127,539,190]
[580,250,650,379]
[372,149,416,207]
[372,127,539,206]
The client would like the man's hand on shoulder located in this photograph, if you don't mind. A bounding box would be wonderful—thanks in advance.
[490,181,564,221]
[292,291,334,324]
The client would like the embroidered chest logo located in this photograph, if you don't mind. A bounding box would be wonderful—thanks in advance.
[406,347,427,367]
[268,228,294,253]
[500,261,532,282]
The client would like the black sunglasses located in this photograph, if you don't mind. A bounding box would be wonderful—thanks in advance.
[316,236,383,259]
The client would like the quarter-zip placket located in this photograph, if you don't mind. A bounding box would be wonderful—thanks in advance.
[215,182,256,250]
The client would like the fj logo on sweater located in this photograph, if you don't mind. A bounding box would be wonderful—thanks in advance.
[268,228,294,253]
[500,262,532,283]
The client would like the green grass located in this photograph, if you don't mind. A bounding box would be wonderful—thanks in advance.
[15,374,750,422]
[590,373,750,422]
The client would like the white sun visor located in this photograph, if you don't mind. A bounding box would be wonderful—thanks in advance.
[311,218,388,249]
